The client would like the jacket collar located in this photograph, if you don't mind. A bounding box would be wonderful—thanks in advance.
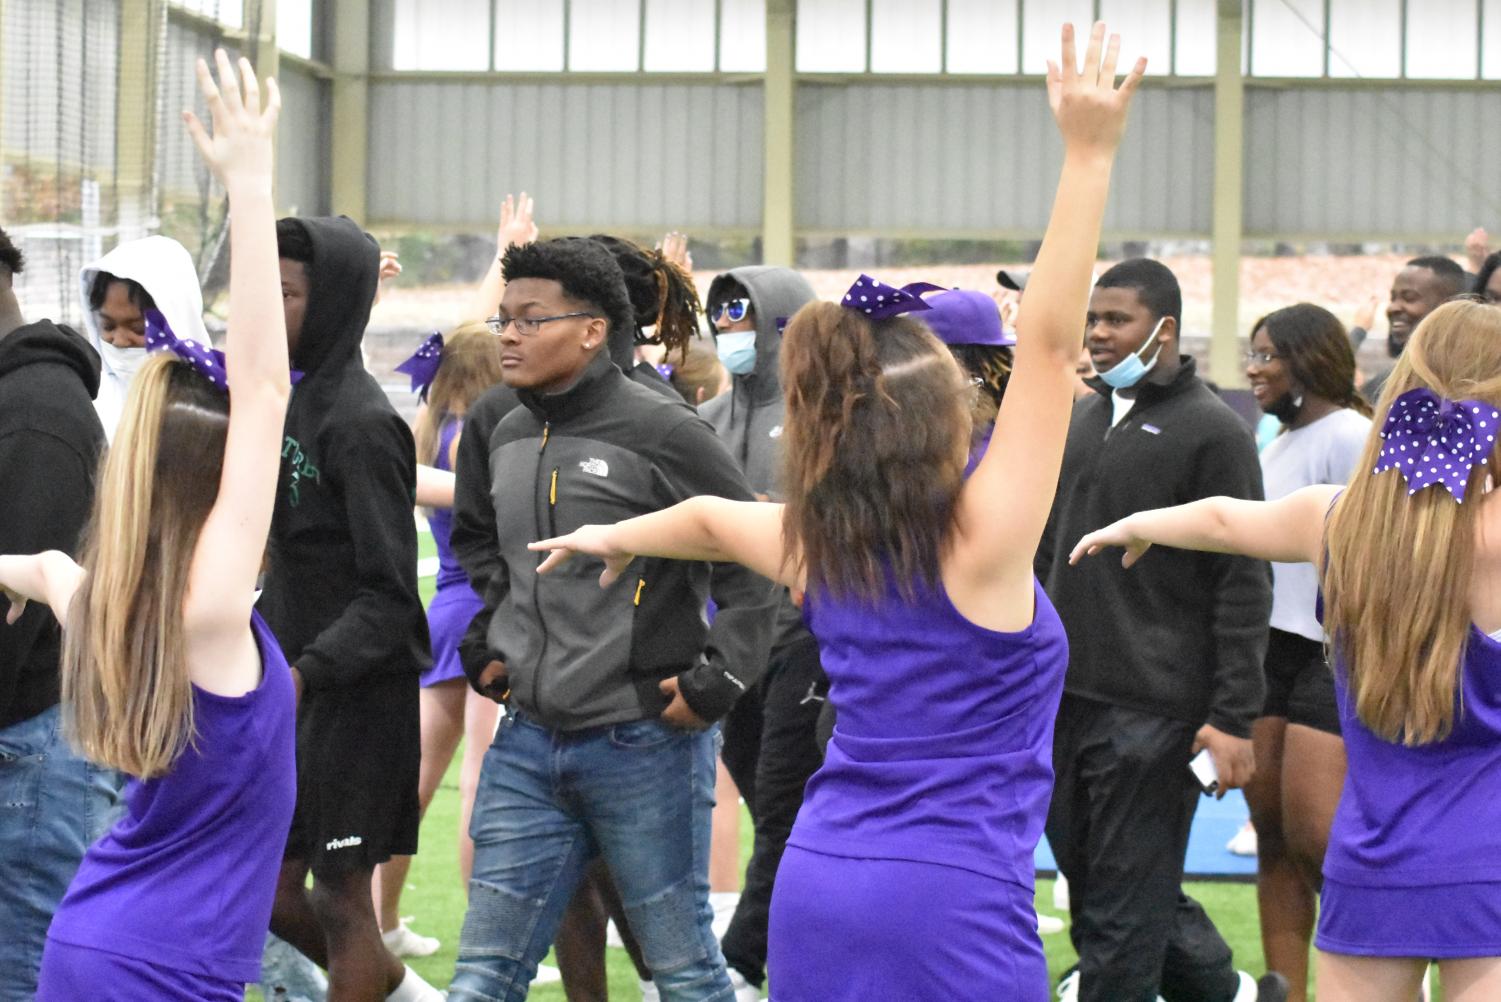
[517,350,623,425]
[1087,354,1200,409]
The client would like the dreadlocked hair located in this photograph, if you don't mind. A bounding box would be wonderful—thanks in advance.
[948,342,1014,433]
[590,235,702,363]
[779,301,972,603]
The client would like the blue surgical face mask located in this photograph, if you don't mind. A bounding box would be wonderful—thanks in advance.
[1095,316,1167,390]
[717,330,758,375]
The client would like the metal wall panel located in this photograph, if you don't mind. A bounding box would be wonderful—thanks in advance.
[155,18,237,197]
[276,63,330,216]
[793,82,1215,236]
[1244,86,1501,238]
[367,80,764,230]
[1,0,119,173]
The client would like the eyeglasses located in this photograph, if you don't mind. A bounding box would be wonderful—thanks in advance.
[486,312,596,336]
[1243,349,1282,367]
[708,299,752,324]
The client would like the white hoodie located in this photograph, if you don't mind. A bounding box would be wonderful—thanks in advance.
[78,236,209,441]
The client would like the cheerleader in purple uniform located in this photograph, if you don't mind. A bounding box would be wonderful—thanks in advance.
[0,54,299,999]
[528,24,1145,1000]
[1074,299,1501,1001]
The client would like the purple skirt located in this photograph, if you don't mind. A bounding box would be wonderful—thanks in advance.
[1317,877,1501,958]
[768,845,1047,1001]
[38,939,244,1001]
[421,581,484,688]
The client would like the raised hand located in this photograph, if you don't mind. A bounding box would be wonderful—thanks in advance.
[1068,516,1153,568]
[373,250,402,306]
[1466,226,1491,273]
[182,49,280,190]
[529,525,635,588]
[658,231,693,272]
[497,193,538,254]
[1045,22,1146,160]
[1353,294,1381,332]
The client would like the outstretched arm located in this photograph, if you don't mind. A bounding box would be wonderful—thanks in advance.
[1069,484,1340,569]
[530,497,793,592]
[956,22,1146,580]
[0,552,86,628]
[181,52,288,632]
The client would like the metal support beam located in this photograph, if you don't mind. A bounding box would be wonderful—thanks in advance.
[1210,0,1244,387]
[116,0,164,241]
[762,0,796,266]
[329,0,369,223]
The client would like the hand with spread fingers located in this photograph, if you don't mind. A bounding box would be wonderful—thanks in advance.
[529,525,635,589]
[1045,21,1146,160]
[658,231,693,272]
[498,192,538,254]
[182,49,280,190]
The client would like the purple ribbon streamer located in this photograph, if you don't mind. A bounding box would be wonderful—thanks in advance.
[1373,387,1500,502]
[395,332,444,397]
[144,309,304,390]
[839,274,935,320]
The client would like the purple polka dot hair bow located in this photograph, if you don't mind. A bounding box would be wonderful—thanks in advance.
[840,275,934,320]
[144,309,304,391]
[395,332,444,398]
[1374,387,1501,502]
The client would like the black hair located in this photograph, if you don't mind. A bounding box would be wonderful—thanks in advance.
[705,274,751,317]
[0,227,24,277]
[1095,257,1183,333]
[276,218,315,264]
[501,238,634,347]
[588,234,703,360]
[1406,255,1469,298]
[1475,250,1501,302]
[88,271,157,314]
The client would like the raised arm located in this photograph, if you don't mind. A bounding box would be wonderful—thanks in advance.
[464,193,537,323]
[957,23,1145,577]
[181,52,288,631]
[1069,484,1341,569]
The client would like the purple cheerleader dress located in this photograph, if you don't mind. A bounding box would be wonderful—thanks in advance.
[36,611,297,1000]
[1317,623,1501,957]
[422,418,485,688]
[769,575,1068,1001]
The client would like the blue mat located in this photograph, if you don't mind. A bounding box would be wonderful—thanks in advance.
[1034,789,1256,880]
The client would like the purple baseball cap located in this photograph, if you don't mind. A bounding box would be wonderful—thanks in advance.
[911,285,1015,348]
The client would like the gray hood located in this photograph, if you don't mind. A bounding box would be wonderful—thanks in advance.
[707,265,815,404]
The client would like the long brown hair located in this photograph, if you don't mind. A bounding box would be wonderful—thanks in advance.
[779,301,972,602]
[1253,303,1372,419]
[1323,300,1501,745]
[413,322,502,468]
[61,353,229,777]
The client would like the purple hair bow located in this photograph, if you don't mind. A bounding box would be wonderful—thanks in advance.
[840,274,934,320]
[144,309,304,391]
[1374,388,1500,502]
[395,332,444,398]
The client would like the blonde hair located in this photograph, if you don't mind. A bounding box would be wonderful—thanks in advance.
[1323,300,1501,745]
[61,353,229,777]
[413,322,502,468]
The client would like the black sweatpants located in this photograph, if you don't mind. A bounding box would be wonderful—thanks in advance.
[1046,694,1241,1002]
[718,637,827,988]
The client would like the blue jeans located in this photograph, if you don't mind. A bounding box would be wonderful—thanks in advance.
[449,712,732,1002]
[0,705,123,1002]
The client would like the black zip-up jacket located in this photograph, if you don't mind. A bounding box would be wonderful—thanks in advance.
[457,351,777,730]
[258,217,431,691]
[1036,358,1271,739]
[0,321,104,728]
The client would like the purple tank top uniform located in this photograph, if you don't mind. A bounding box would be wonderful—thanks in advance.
[422,417,485,687]
[39,611,296,991]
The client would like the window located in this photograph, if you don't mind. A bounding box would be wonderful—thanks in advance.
[569,0,643,70]
[172,0,242,29]
[1173,0,1217,75]
[495,0,565,71]
[870,0,941,73]
[1021,0,1092,74]
[720,0,767,72]
[797,0,866,72]
[393,0,489,70]
[278,0,314,59]
[1098,0,1171,75]
[1406,0,1477,78]
[945,0,1019,74]
[644,0,715,71]
[1250,0,1324,77]
[1485,0,1501,78]
[1327,0,1400,78]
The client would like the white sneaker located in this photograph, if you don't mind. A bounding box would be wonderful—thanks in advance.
[1056,970,1079,1002]
[639,978,661,1002]
[727,967,762,1001]
[381,920,440,958]
[711,892,740,941]
[1226,822,1258,858]
[530,963,562,985]
[386,965,444,1002]
[1052,873,1070,912]
[1036,911,1065,935]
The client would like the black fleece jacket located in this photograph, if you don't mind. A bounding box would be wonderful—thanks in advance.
[0,321,104,728]
[258,217,431,691]
[454,352,776,729]
[1036,358,1271,739]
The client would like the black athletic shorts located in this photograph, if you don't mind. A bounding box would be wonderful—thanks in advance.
[285,671,421,875]
[1261,627,1341,736]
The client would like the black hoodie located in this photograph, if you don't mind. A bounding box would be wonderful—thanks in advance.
[258,217,431,691]
[0,321,104,727]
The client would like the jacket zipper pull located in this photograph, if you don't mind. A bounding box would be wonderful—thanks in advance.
[539,421,550,452]
[549,468,558,507]
[634,578,646,606]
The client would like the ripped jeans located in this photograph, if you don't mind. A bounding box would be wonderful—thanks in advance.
[448,711,733,1002]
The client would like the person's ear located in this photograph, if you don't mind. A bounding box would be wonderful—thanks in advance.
[582,317,607,351]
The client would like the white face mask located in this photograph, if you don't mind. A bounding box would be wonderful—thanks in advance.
[97,340,148,385]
